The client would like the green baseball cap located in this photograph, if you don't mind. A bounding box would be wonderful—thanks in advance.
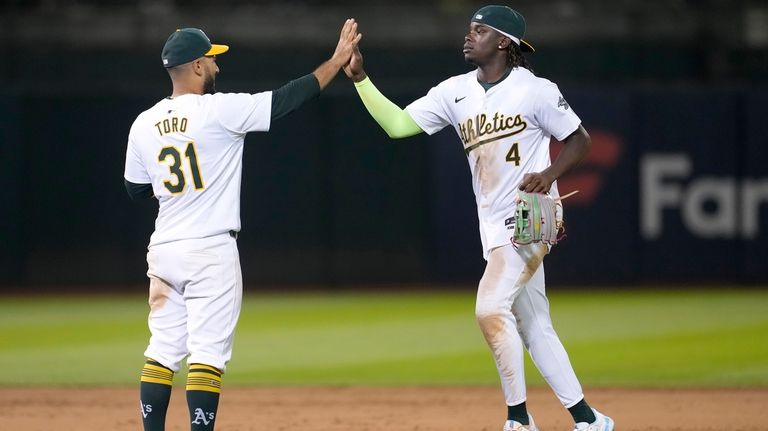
[161,28,229,68]
[471,5,535,52]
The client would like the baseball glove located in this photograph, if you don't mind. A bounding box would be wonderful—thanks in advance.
[511,191,571,246]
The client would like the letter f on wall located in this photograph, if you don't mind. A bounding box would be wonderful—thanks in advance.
[641,154,691,239]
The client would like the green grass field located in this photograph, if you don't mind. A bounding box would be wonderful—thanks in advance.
[0,288,766,387]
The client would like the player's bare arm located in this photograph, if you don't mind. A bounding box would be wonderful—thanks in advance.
[312,19,362,89]
[518,125,591,193]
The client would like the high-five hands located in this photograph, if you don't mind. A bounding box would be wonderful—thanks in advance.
[332,19,363,69]
[343,45,367,83]
[313,19,363,90]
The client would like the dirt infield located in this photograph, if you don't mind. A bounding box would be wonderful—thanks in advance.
[2,386,767,430]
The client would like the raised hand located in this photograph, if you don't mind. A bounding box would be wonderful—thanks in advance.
[331,19,362,68]
[312,19,362,90]
[343,45,367,82]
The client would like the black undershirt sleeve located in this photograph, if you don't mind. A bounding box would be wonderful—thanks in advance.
[271,74,321,121]
[124,179,154,200]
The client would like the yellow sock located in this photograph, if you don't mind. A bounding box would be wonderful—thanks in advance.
[141,358,174,385]
[186,363,222,393]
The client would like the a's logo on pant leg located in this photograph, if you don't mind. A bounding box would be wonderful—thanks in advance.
[140,401,153,418]
[192,408,214,425]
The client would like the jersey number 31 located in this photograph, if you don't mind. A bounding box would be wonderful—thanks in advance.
[158,142,204,194]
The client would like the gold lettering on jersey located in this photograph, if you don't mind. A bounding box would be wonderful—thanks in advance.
[154,117,188,136]
[458,113,527,156]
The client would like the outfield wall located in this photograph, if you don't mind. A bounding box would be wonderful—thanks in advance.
[1,49,766,287]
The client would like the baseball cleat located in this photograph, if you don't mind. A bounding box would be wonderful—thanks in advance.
[503,414,539,431]
[572,408,614,431]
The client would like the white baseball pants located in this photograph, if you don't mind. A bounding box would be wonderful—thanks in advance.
[475,243,584,408]
[143,232,242,372]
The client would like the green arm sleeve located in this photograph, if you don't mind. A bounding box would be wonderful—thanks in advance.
[354,77,424,139]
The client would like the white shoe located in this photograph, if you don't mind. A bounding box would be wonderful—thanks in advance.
[504,414,539,431]
[573,408,614,431]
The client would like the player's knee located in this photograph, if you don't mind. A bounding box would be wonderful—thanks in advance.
[148,278,171,310]
[476,300,498,320]
[476,315,505,344]
[475,302,506,335]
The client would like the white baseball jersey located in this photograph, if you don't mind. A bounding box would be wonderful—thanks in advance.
[405,67,581,257]
[124,92,272,247]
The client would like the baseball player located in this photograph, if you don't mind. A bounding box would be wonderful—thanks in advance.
[344,6,613,431]
[124,21,360,431]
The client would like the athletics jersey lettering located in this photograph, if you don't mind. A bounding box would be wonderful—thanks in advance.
[458,113,527,155]
[405,68,582,258]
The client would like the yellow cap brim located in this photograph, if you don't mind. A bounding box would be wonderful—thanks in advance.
[521,40,535,53]
[205,44,229,56]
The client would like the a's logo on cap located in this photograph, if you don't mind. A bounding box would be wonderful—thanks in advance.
[163,59,169,65]
[475,14,483,19]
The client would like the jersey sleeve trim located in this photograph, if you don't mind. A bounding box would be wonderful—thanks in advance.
[554,122,581,142]
[216,92,273,135]
[403,76,457,136]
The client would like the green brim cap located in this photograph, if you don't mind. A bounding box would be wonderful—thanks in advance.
[161,28,229,68]
[471,5,535,52]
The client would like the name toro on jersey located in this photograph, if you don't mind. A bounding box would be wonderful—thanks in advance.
[404,67,580,257]
[125,92,272,247]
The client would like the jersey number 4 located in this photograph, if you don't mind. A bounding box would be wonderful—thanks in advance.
[506,143,521,166]
[158,142,204,194]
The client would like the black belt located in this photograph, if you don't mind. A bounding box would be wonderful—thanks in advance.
[229,230,239,240]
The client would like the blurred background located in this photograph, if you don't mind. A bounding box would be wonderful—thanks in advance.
[1,0,767,290]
